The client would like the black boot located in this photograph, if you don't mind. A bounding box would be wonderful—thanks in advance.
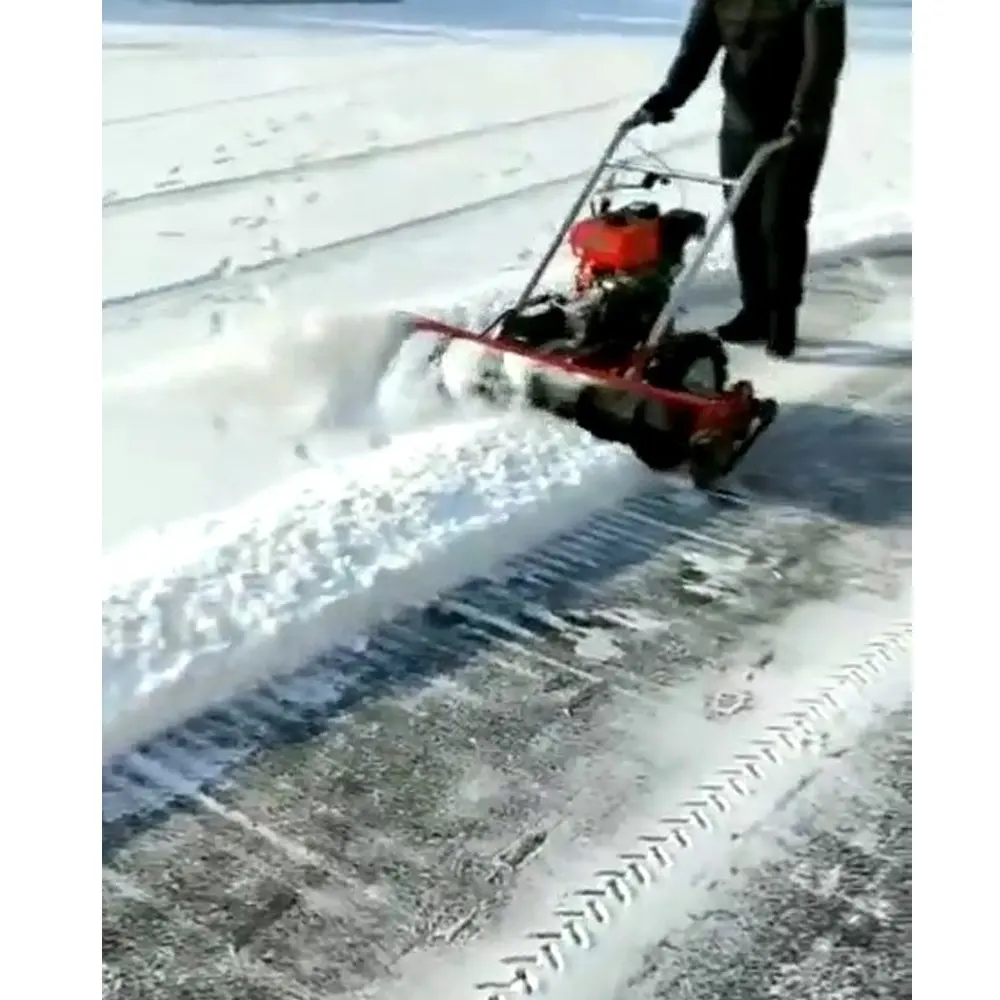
[717,307,768,345]
[766,308,798,359]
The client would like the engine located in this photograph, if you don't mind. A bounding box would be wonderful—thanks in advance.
[498,204,707,362]
[568,202,707,290]
[440,203,707,403]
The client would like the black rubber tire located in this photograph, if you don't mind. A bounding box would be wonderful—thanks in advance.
[630,420,690,472]
[644,330,728,393]
[630,331,729,472]
[688,434,732,489]
[575,385,628,443]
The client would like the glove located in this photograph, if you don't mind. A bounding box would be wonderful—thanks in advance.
[639,90,679,125]
[622,106,653,130]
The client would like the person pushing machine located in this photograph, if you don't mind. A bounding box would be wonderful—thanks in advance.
[632,0,847,358]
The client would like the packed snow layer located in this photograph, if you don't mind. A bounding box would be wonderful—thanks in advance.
[102,25,707,547]
[103,23,910,755]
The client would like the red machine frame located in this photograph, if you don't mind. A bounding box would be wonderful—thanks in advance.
[403,121,791,485]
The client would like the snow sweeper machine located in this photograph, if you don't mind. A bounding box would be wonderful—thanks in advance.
[387,120,791,489]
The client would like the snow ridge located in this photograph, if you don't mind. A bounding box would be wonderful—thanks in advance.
[103,415,652,759]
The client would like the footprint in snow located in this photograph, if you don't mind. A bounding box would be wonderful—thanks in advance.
[262,236,287,257]
[208,310,225,336]
[703,688,754,720]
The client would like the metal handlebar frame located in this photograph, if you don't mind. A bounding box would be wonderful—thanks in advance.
[495,120,791,349]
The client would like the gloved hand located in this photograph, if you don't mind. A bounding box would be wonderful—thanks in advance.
[633,90,678,127]
[622,106,653,130]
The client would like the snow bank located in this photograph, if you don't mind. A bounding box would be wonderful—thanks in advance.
[102,412,650,759]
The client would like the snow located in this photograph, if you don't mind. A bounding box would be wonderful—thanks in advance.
[103,25,909,739]
[102,1,911,995]
[102,415,654,757]
[103,281,910,759]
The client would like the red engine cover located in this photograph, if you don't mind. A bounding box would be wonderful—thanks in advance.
[569,214,661,273]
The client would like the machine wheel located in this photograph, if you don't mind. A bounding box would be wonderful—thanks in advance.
[629,421,690,472]
[629,331,729,471]
[688,432,734,489]
[644,330,728,393]
[575,385,627,442]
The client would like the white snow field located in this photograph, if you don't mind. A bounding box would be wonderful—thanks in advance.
[103,3,910,997]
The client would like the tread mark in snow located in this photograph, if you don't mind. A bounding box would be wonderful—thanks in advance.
[472,619,911,1000]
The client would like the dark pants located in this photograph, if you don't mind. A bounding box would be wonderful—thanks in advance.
[719,127,830,314]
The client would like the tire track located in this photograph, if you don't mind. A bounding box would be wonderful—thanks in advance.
[101,127,712,314]
[629,702,911,1000]
[474,617,911,1000]
[102,94,638,213]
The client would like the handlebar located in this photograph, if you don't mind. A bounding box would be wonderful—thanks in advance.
[500,120,792,330]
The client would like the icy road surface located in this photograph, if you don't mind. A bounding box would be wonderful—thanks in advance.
[103,6,911,1000]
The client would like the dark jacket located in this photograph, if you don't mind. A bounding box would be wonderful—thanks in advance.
[649,0,847,137]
